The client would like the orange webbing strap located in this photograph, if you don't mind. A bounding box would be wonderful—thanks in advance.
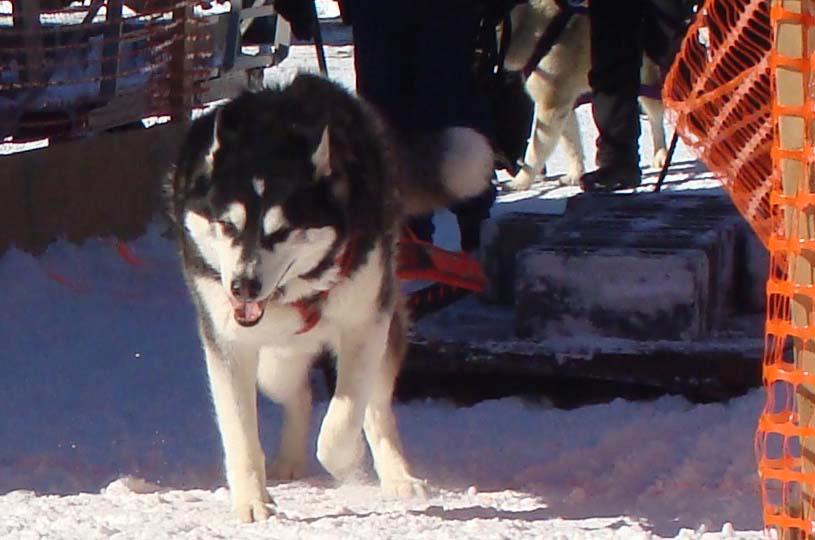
[396,229,488,293]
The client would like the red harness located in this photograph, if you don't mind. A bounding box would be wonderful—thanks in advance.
[287,230,488,334]
[288,238,356,334]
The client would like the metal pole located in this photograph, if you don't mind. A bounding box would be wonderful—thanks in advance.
[310,0,328,76]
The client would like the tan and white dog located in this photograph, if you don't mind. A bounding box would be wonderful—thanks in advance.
[502,1,668,191]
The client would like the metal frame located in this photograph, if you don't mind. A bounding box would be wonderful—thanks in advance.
[2,0,291,141]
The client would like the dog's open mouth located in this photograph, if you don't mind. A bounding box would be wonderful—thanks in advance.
[230,299,265,327]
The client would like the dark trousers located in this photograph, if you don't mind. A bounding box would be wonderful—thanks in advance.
[588,0,689,167]
[347,0,497,250]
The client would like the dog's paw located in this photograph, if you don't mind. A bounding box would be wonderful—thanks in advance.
[652,148,668,170]
[234,498,273,523]
[316,430,364,481]
[380,474,428,499]
[230,479,273,523]
[503,171,534,192]
[559,170,583,187]
[268,456,306,482]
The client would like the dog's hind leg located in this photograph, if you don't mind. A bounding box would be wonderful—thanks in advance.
[257,346,317,482]
[316,316,390,482]
[639,58,667,169]
[204,342,271,523]
[640,96,667,170]
[507,100,574,191]
[558,109,585,186]
[363,308,426,498]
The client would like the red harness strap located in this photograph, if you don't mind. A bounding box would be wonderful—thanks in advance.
[292,291,329,334]
[289,238,356,334]
[288,229,488,334]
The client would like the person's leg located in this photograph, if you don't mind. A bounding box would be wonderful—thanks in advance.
[580,0,645,192]
[412,0,496,250]
[348,0,415,133]
[451,176,497,252]
[347,0,436,241]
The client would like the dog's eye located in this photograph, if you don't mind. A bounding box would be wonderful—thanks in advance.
[191,174,210,196]
[263,228,291,245]
[215,220,239,236]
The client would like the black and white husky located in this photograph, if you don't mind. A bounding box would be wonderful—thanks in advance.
[164,74,493,522]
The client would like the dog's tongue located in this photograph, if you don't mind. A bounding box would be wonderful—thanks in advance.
[232,301,264,326]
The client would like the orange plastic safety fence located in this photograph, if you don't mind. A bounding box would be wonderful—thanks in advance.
[663,0,773,247]
[667,0,815,537]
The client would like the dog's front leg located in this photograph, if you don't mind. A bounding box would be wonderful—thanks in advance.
[316,318,389,481]
[204,342,270,522]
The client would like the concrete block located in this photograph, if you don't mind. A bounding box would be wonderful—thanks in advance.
[738,222,769,313]
[515,246,711,341]
[540,213,740,332]
[478,212,558,305]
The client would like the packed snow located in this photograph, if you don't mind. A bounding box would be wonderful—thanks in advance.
[0,6,768,539]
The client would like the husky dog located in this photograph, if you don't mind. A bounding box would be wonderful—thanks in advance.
[502,1,668,191]
[164,74,493,522]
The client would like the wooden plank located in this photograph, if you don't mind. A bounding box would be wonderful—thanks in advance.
[405,336,762,400]
[239,5,277,21]
[86,91,150,131]
[776,0,815,536]
[99,0,124,100]
[0,121,188,255]
[16,0,44,86]
[169,3,193,122]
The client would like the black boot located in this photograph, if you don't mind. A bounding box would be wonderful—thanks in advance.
[579,163,642,192]
[453,180,497,252]
[584,0,645,194]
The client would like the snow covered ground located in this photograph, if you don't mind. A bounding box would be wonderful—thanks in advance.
[0,12,768,540]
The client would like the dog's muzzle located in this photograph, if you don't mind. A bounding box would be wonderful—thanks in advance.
[229,278,265,327]
[229,298,265,327]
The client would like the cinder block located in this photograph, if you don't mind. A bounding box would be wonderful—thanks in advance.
[540,213,740,333]
[739,222,769,313]
[478,212,558,305]
[515,246,711,341]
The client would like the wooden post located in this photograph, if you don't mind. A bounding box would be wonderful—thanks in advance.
[169,1,193,122]
[776,0,815,536]
[15,0,44,87]
[99,0,123,100]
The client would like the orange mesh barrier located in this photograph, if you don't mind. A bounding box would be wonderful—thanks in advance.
[663,0,773,246]
[666,0,815,537]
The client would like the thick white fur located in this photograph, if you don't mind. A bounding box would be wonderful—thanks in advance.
[186,217,425,523]
[503,0,668,191]
[440,127,495,200]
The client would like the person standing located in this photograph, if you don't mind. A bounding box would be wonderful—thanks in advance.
[579,0,692,192]
[340,0,501,251]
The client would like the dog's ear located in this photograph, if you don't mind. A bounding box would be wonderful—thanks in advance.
[311,126,332,179]
[203,110,223,173]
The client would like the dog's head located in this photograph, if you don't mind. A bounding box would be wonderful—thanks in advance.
[167,92,351,328]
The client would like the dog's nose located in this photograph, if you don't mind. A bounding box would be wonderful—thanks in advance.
[230,277,262,301]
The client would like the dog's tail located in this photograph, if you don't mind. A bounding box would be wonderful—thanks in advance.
[395,127,494,216]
